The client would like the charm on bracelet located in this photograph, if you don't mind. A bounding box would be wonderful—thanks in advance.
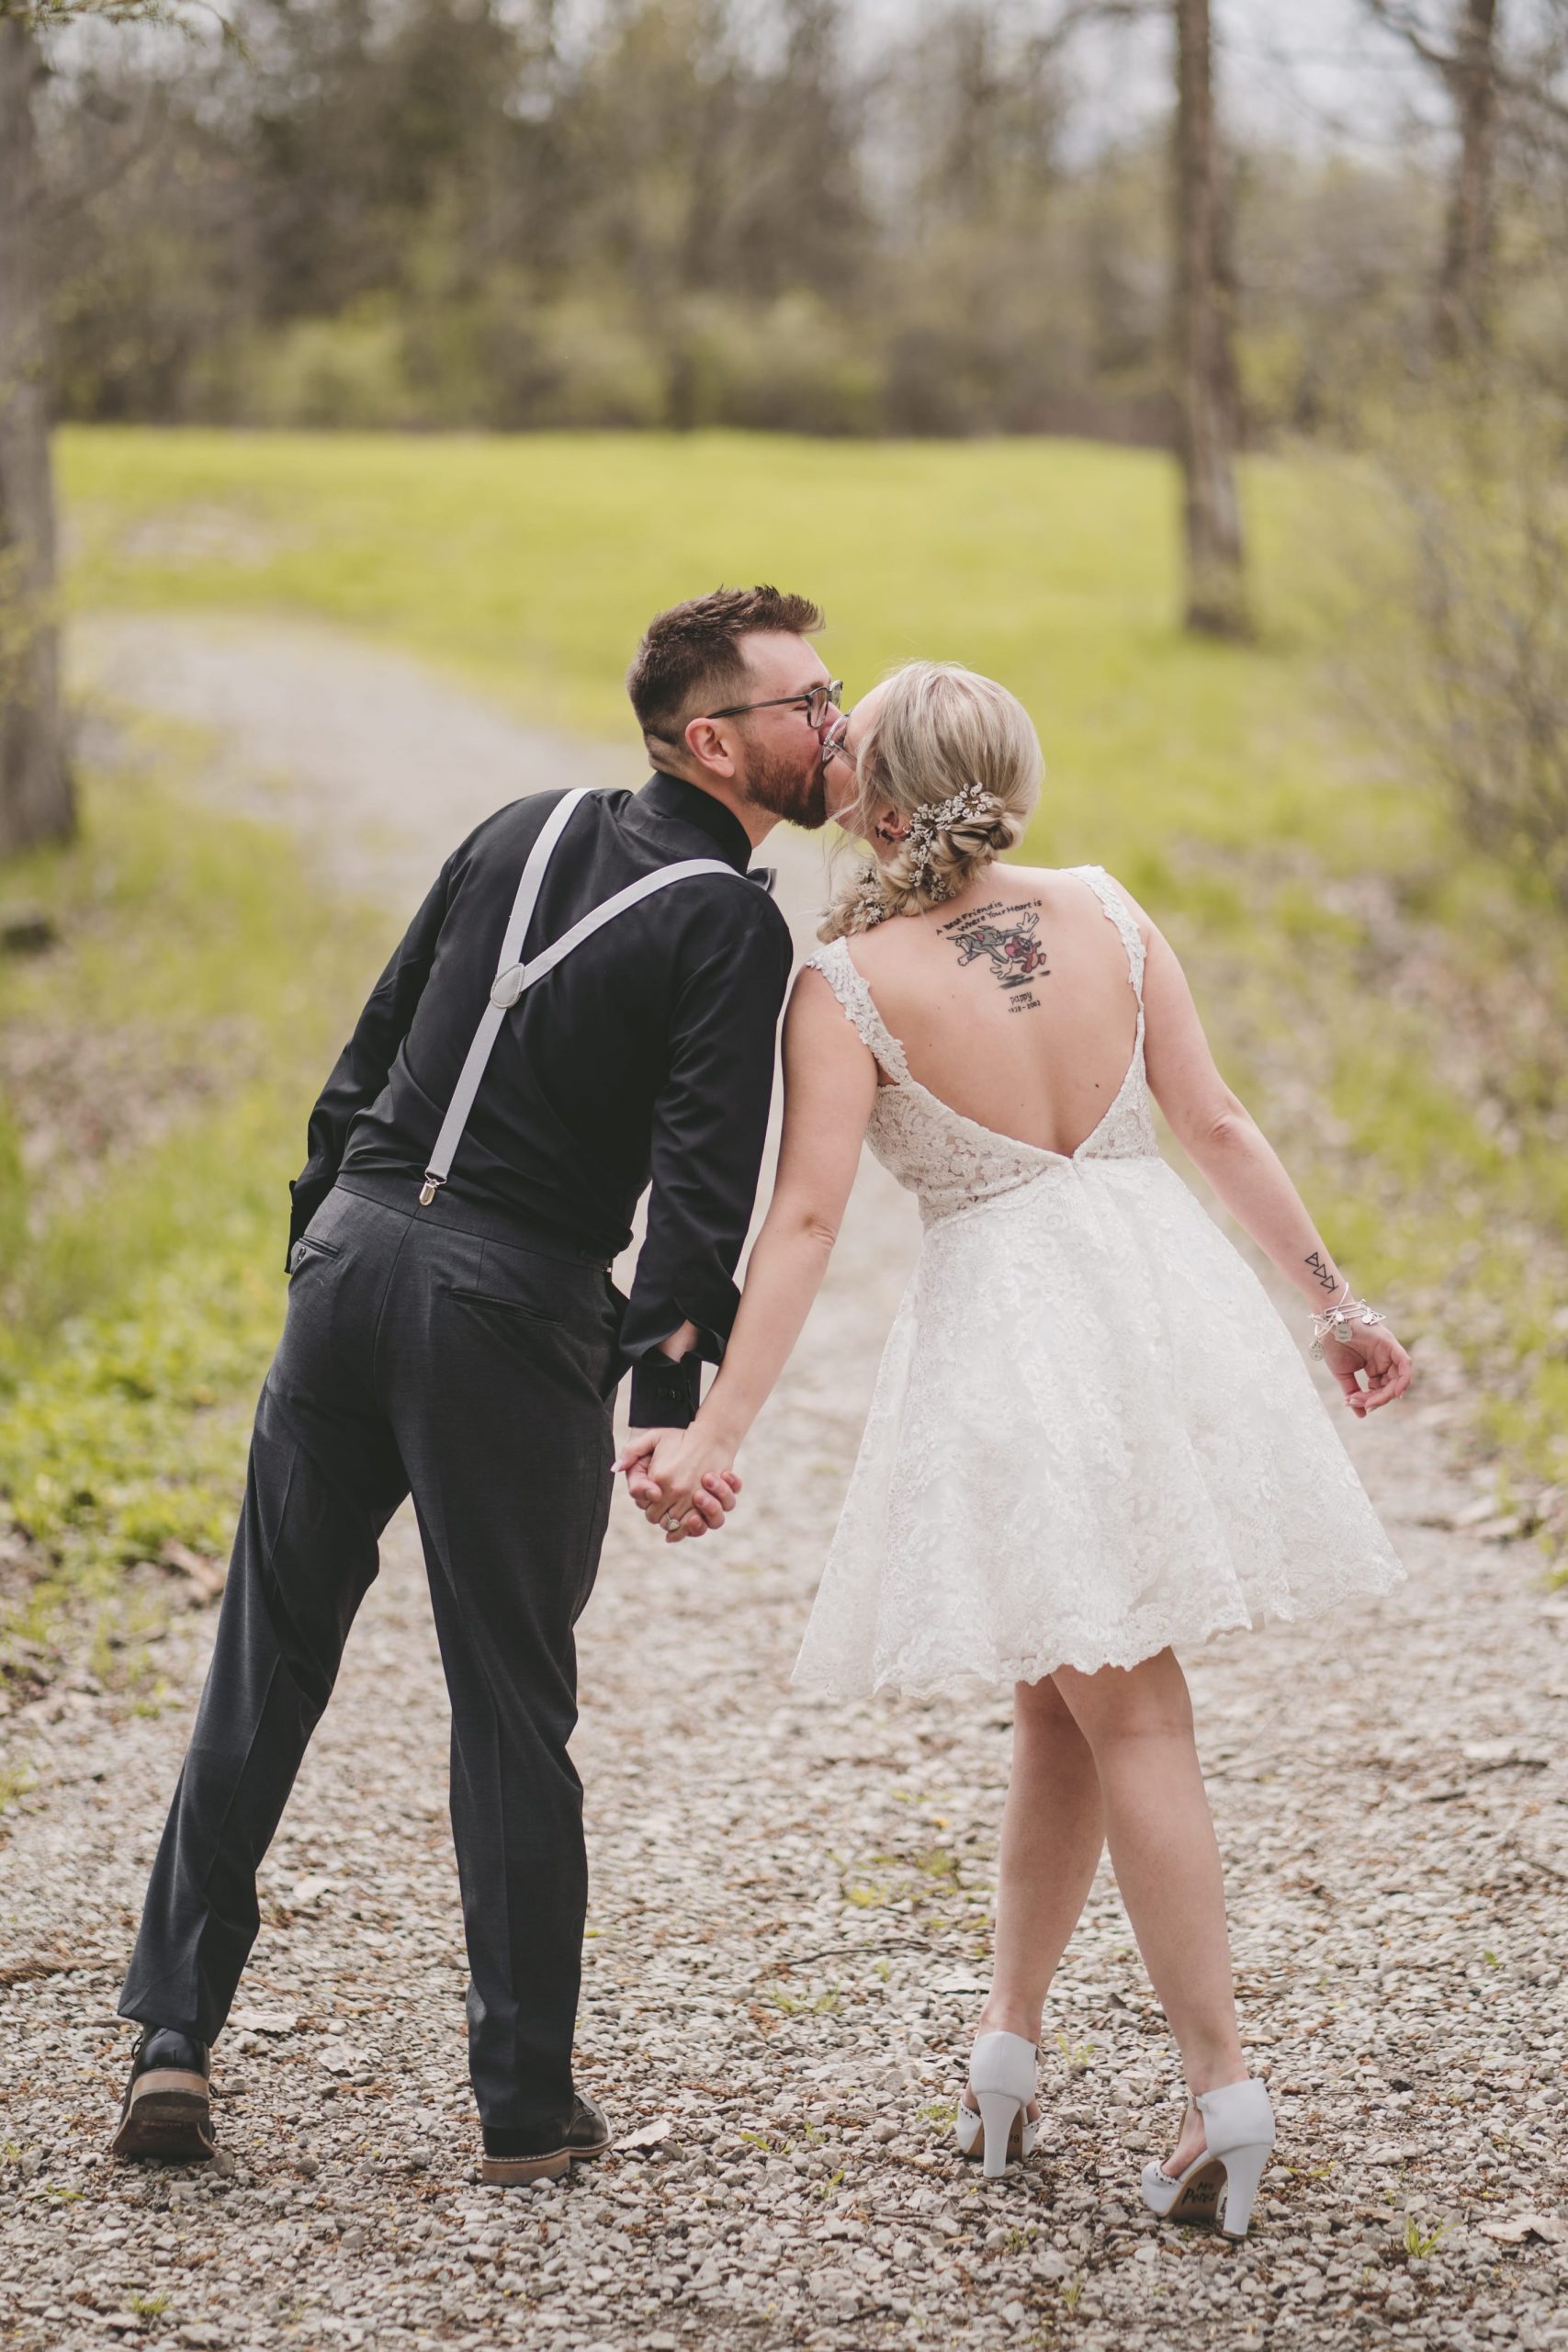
[1310,1296,1386,1360]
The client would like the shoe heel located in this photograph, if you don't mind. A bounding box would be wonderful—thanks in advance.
[975,2090,1022,2179]
[1217,2139,1270,2240]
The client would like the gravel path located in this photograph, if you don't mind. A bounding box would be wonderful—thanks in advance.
[4,617,1565,2352]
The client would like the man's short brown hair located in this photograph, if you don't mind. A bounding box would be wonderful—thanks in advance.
[626,584,824,748]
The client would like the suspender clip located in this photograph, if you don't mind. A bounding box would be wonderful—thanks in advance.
[419,1173,444,1206]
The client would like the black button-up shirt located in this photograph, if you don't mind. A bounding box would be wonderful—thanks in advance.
[288,775,794,1425]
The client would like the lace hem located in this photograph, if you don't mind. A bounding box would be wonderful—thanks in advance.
[793,1549,1407,1697]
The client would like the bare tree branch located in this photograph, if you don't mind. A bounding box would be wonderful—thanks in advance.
[1359,0,1461,83]
[0,1,235,35]
[1,2,164,22]
[1362,0,1568,129]
[1032,0,1165,62]
[39,78,168,224]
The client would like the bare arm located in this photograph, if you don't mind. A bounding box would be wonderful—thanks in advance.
[614,967,877,1532]
[1124,879,1411,1415]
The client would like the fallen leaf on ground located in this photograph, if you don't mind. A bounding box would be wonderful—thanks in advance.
[618,2119,672,2151]
[1480,2214,1563,2244]
[160,1541,225,1601]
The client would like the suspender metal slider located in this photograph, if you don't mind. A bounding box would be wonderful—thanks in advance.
[419,1172,444,1206]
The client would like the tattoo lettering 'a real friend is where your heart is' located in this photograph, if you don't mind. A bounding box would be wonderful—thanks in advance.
[941,899,1051,1012]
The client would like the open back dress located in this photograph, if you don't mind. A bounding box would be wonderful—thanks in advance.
[793,865,1404,1696]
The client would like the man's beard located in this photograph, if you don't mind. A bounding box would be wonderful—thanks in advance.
[743,745,830,832]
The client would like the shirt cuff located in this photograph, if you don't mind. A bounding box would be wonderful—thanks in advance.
[288,1173,330,1263]
[628,1351,703,1429]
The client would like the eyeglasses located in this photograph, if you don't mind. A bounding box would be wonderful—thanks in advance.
[705,679,843,729]
[821,713,852,763]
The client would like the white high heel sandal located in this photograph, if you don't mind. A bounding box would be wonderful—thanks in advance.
[1140,2077,1275,2241]
[954,2031,1042,2178]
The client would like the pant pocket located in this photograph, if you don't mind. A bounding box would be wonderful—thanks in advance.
[288,1234,344,1275]
[446,1284,562,1326]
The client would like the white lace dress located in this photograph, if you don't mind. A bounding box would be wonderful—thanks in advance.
[793,866,1404,1696]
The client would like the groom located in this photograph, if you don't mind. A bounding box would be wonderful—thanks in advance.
[112,585,833,2183]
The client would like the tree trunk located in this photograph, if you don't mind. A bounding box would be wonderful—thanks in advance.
[1435,0,1501,358]
[0,19,73,859]
[1172,0,1248,639]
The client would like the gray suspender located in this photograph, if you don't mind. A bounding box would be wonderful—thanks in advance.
[419,787,743,1205]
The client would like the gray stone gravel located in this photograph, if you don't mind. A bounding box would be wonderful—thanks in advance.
[4,619,1566,2351]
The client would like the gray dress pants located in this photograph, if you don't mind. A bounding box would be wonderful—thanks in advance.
[118,1177,621,2132]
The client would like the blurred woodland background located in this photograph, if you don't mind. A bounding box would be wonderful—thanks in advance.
[3,0,1568,1693]
[25,0,1568,442]
[3,1,1566,840]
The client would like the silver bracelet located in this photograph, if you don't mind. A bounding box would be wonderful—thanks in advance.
[1310,1288,1386,1358]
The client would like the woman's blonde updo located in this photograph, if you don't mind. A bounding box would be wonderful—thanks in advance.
[818,661,1043,942]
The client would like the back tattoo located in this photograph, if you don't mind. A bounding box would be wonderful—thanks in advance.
[941,899,1051,1012]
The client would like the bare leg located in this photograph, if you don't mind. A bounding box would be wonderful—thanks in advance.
[964,1675,1105,2117]
[1052,1648,1245,2172]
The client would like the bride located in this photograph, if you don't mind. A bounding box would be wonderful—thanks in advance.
[615,661,1409,2238]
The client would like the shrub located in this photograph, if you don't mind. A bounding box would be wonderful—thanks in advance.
[1363,387,1568,912]
[237,300,421,431]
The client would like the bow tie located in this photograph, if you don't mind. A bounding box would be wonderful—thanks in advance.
[748,867,778,896]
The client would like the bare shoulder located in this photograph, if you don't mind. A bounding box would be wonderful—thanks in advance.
[966,865,1122,927]
[990,862,1112,908]
[1014,863,1161,956]
[978,861,1057,901]
[1054,863,1158,946]
[1099,868,1156,934]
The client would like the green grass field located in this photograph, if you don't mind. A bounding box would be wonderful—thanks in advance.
[0,731,378,1698]
[9,425,1562,1665]
[62,427,1400,877]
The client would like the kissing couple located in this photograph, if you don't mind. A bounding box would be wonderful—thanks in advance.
[113,586,1407,2237]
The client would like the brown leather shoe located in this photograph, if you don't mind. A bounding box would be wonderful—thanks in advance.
[479,2094,611,2186]
[110,2030,215,2162]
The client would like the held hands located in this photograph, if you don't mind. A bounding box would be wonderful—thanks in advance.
[1320,1323,1412,1419]
[612,1426,741,1544]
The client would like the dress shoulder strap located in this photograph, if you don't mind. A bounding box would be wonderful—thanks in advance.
[1072,865,1146,1004]
[805,941,910,1082]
